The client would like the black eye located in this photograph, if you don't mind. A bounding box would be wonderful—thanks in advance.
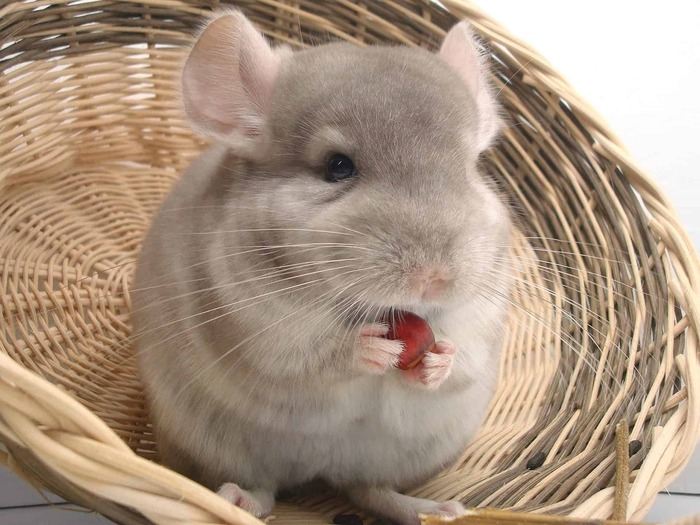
[325,154,356,182]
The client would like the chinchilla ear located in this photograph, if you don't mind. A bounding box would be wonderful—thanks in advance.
[182,11,285,144]
[439,21,501,152]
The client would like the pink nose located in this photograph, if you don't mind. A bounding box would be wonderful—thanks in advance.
[409,267,452,301]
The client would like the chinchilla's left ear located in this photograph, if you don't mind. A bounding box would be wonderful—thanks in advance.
[439,21,501,152]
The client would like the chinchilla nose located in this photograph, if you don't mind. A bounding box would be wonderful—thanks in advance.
[408,266,453,301]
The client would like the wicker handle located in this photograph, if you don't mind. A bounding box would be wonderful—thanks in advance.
[0,351,264,525]
[420,508,661,525]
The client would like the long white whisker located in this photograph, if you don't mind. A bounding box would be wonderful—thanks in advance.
[128,257,365,318]
[478,282,638,393]
[132,265,362,344]
[180,269,378,394]
[173,227,356,236]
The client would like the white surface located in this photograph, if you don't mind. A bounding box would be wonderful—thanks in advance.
[477,0,700,499]
[479,0,700,251]
[0,467,62,508]
[646,494,700,523]
[0,505,110,525]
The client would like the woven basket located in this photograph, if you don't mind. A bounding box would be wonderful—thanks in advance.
[0,1,698,524]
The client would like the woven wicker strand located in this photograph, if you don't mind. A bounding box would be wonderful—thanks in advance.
[0,1,699,524]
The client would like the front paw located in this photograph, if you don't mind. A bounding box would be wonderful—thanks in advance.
[353,323,404,374]
[402,340,456,389]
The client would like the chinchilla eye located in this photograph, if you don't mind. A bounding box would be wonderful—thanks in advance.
[325,154,356,182]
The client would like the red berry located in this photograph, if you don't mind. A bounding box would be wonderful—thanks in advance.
[383,311,435,370]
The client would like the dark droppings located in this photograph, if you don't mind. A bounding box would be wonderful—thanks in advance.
[628,440,642,456]
[526,451,547,470]
[333,513,364,525]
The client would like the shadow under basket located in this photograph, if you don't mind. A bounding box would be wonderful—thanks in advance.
[0,1,699,524]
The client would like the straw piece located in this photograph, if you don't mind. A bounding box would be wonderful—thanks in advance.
[420,508,649,525]
[613,421,630,521]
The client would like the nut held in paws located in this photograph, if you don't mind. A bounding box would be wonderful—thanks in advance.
[383,310,436,370]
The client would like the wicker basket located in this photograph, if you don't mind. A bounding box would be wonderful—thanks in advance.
[0,1,698,524]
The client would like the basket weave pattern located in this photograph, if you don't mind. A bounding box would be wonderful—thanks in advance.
[0,1,698,524]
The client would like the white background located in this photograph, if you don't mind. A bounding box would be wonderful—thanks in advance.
[481,0,700,250]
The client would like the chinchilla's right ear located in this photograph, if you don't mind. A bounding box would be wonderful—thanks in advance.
[181,11,288,146]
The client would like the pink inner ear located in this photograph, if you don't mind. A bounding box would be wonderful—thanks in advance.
[439,21,500,152]
[181,12,281,140]
[239,28,282,122]
[439,22,481,98]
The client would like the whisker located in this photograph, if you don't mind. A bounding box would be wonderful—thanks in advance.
[485,261,644,312]
[5,244,370,327]
[130,265,362,347]
[225,274,376,410]
[488,256,656,298]
[323,220,372,240]
[282,271,379,374]
[128,257,365,321]
[320,274,380,352]
[123,277,330,363]
[180,269,379,394]
[172,227,357,237]
[133,242,373,289]
[478,282,641,394]
[493,272,640,379]
[493,245,665,281]
[475,288,616,396]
